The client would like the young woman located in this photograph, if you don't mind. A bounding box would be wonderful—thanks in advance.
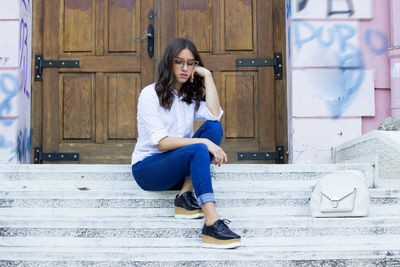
[131,38,241,249]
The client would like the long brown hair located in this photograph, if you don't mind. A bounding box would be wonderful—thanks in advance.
[155,38,205,111]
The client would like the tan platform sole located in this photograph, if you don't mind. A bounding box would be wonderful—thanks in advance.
[202,234,241,249]
[174,206,204,219]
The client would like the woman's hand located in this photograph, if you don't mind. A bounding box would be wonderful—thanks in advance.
[190,65,212,82]
[203,139,228,166]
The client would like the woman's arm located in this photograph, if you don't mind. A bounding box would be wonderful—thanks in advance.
[157,136,228,166]
[191,66,221,117]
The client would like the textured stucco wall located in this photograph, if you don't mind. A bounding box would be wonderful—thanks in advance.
[288,0,391,163]
[0,0,32,163]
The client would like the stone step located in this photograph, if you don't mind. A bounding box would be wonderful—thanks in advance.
[0,163,373,182]
[0,189,398,208]
[0,237,399,266]
[1,217,400,238]
[1,234,400,248]
[1,203,399,218]
[1,177,390,192]
[0,180,319,191]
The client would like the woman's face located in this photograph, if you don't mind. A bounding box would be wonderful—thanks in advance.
[172,48,197,89]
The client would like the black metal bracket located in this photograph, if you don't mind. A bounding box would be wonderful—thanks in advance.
[238,145,284,164]
[35,55,80,81]
[236,53,283,80]
[34,146,79,164]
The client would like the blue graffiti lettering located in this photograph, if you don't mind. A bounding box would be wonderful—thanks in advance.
[287,0,292,19]
[335,24,356,52]
[316,26,335,48]
[365,29,389,55]
[325,69,365,118]
[293,21,316,50]
[21,0,31,11]
[19,18,30,99]
[293,21,366,118]
[294,22,357,52]
[17,127,31,163]
[0,73,18,126]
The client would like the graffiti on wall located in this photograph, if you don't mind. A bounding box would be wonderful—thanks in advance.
[292,0,371,19]
[18,0,33,163]
[292,19,388,117]
[297,0,355,17]
[17,127,30,163]
[0,73,17,162]
[0,73,18,125]
[19,18,30,98]
[0,0,32,163]
[0,57,9,65]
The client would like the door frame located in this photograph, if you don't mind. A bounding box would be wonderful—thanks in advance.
[31,0,288,163]
[31,0,44,163]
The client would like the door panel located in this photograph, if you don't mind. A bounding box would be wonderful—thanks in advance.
[107,0,140,52]
[61,74,93,140]
[39,0,153,163]
[107,73,140,139]
[62,0,95,54]
[223,72,256,138]
[176,0,212,53]
[224,0,254,51]
[160,0,279,163]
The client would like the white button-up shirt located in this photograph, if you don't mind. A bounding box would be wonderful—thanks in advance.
[131,83,223,165]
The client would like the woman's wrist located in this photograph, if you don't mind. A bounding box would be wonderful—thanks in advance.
[199,138,210,146]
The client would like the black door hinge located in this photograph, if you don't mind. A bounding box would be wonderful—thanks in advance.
[236,53,283,80]
[238,145,285,163]
[34,146,79,164]
[35,55,80,81]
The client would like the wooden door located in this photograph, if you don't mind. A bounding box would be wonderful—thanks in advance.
[32,0,154,163]
[157,0,287,163]
[32,0,286,164]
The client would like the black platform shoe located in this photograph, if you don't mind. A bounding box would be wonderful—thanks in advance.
[202,219,241,249]
[174,191,204,219]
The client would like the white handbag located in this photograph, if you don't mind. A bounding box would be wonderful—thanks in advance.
[310,170,370,217]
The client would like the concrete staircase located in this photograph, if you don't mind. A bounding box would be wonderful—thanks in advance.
[0,164,400,266]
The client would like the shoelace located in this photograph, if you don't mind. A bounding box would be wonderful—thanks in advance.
[217,219,232,231]
[222,219,231,225]
[188,192,198,203]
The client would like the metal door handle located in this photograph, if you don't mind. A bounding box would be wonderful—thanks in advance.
[136,32,153,41]
[136,10,154,58]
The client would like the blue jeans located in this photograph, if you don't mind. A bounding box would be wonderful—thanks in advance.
[131,120,223,205]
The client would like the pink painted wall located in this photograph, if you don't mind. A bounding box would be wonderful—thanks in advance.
[360,0,392,133]
[362,89,391,133]
[359,0,391,89]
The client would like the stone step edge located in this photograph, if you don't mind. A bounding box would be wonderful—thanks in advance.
[0,188,397,199]
[0,215,400,228]
[1,205,399,218]
[0,163,372,173]
[0,247,398,263]
[0,234,399,248]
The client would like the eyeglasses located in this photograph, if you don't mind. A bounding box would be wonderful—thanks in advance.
[173,58,199,68]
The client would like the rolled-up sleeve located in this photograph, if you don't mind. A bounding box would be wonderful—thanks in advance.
[138,90,168,145]
[194,101,223,121]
